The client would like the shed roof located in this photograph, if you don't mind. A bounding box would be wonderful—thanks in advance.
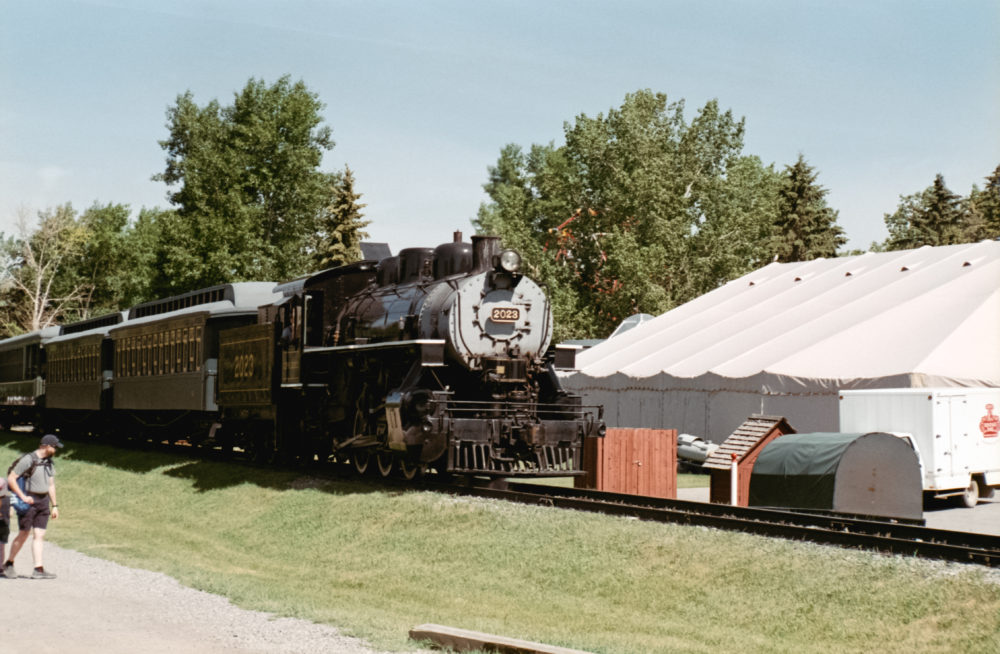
[703,415,795,470]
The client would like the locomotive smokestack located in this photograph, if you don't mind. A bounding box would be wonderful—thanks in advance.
[472,235,501,272]
[453,230,463,243]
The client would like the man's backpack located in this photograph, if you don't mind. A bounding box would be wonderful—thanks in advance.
[7,453,41,517]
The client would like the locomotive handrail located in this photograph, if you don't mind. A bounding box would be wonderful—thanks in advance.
[438,398,603,418]
[308,339,446,366]
[307,338,446,353]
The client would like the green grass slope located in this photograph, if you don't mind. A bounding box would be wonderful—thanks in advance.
[3,434,997,653]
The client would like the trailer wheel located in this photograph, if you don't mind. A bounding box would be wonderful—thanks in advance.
[960,479,980,508]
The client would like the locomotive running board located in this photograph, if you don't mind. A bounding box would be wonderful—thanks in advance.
[306,339,446,366]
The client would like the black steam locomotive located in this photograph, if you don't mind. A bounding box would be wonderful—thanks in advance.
[0,234,603,479]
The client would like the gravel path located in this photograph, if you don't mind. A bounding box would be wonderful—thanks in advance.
[1,543,423,654]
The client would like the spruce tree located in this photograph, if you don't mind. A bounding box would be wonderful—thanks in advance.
[771,155,846,262]
[314,166,370,269]
[968,164,1000,240]
[883,174,967,250]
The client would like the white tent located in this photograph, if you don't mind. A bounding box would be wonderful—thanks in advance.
[559,240,1000,443]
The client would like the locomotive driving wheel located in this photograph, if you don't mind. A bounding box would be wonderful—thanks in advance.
[399,458,423,481]
[352,450,371,475]
[376,451,395,477]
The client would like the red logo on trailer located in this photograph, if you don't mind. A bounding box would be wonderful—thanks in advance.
[981,404,1000,438]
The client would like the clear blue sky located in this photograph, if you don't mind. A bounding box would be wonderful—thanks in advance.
[2,0,997,254]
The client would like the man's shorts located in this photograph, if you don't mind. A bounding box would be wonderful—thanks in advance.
[18,494,50,532]
[0,496,9,543]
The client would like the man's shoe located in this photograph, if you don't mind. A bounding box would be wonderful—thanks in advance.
[2,562,15,579]
[30,568,55,579]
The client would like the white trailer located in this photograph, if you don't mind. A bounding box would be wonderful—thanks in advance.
[839,388,1000,507]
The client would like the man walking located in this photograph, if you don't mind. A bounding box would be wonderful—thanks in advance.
[4,434,62,579]
[0,469,9,574]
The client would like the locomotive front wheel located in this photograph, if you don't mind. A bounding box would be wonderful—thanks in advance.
[352,450,371,475]
[376,451,395,477]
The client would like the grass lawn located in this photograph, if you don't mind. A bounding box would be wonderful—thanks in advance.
[5,434,998,653]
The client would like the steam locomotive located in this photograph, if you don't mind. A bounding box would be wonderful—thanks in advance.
[0,234,604,479]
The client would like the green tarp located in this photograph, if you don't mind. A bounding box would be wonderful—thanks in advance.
[748,433,867,511]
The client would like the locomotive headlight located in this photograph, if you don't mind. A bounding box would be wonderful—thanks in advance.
[498,249,521,273]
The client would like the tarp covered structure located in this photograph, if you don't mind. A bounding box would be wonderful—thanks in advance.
[559,241,1000,443]
[747,432,923,520]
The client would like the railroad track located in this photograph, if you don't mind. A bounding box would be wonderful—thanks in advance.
[431,480,1000,567]
[29,428,1000,567]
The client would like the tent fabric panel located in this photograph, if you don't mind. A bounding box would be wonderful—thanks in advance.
[708,246,998,379]
[746,256,1000,380]
[561,371,859,442]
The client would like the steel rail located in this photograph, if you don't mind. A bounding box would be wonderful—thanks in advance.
[429,480,1000,567]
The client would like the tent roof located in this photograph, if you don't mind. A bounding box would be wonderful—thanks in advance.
[574,241,1000,385]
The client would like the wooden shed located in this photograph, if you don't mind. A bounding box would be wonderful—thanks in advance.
[576,428,677,498]
[702,415,795,505]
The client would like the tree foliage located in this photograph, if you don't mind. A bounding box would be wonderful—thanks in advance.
[153,75,336,293]
[0,203,168,336]
[62,203,163,318]
[313,165,371,269]
[771,155,846,262]
[968,164,1000,241]
[476,90,786,340]
[0,205,92,333]
[878,172,995,251]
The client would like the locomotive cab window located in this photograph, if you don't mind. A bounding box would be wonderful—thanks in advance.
[278,302,302,349]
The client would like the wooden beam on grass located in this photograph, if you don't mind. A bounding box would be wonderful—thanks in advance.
[408,623,593,654]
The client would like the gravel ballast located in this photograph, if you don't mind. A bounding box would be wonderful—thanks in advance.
[2,542,422,654]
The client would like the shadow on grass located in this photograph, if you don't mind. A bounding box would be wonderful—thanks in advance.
[1,431,392,498]
[160,458,386,497]
[2,433,180,474]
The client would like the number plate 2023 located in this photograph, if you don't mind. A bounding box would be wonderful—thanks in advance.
[489,307,520,323]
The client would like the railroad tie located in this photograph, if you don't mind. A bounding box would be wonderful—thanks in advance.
[409,623,593,654]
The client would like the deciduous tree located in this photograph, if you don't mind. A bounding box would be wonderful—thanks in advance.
[476,90,782,340]
[0,205,90,334]
[153,75,336,292]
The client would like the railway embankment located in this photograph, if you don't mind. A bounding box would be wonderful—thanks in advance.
[3,434,999,653]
